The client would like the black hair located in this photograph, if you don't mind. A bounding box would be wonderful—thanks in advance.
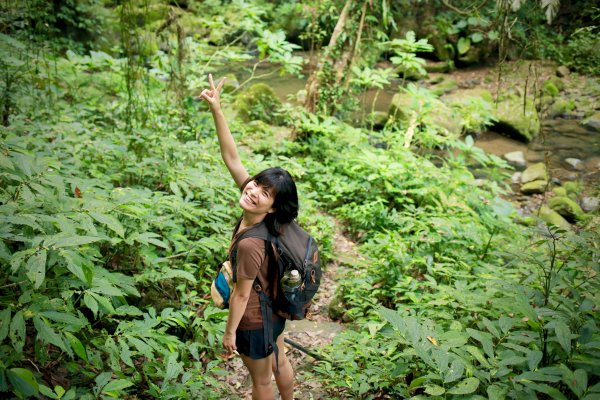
[242,167,298,236]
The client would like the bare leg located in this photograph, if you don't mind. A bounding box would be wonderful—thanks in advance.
[272,333,294,400]
[241,354,274,400]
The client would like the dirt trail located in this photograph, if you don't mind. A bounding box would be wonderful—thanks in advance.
[221,218,363,399]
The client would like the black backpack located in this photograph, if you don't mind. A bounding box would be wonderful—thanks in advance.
[231,220,321,320]
[230,220,321,370]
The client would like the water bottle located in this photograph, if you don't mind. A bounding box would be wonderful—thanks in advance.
[282,270,301,301]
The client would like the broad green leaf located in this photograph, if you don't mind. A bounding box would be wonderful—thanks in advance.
[9,309,25,353]
[0,307,11,342]
[26,249,47,289]
[64,332,87,361]
[522,381,567,400]
[119,340,134,367]
[447,377,479,394]
[7,368,39,398]
[425,384,445,395]
[115,305,143,316]
[40,311,87,330]
[102,379,134,394]
[527,350,543,370]
[471,32,484,43]
[83,292,98,318]
[163,269,197,283]
[487,384,507,400]
[443,359,464,383]
[164,352,183,384]
[39,385,60,399]
[554,321,572,354]
[465,345,491,368]
[90,285,125,297]
[51,235,103,249]
[61,250,93,285]
[499,355,526,366]
[516,371,562,383]
[89,212,124,237]
[482,317,500,338]
[33,316,72,356]
[457,37,471,55]
[466,328,494,358]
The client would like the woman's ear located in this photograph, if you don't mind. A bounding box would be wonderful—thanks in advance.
[267,207,276,214]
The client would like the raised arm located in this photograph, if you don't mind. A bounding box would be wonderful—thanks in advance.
[200,74,249,189]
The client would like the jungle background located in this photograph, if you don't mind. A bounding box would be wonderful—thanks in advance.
[1,0,599,399]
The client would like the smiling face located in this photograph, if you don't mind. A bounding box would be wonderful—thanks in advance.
[239,180,276,216]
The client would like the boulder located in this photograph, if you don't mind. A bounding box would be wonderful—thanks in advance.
[430,78,458,96]
[234,83,282,124]
[504,151,526,168]
[581,197,599,212]
[539,205,571,230]
[389,90,462,136]
[553,187,567,197]
[424,61,454,73]
[511,172,522,184]
[563,181,582,197]
[549,98,575,118]
[493,93,540,142]
[564,158,583,171]
[583,112,600,132]
[521,180,548,194]
[548,196,584,222]
[522,162,548,183]
[556,65,570,77]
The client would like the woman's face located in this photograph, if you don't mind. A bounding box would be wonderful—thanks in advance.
[239,180,275,215]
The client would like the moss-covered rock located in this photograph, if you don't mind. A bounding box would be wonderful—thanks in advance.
[515,215,537,226]
[522,162,548,183]
[234,83,282,124]
[389,91,462,135]
[563,181,582,197]
[521,180,548,194]
[424,61,454,73]
[493,93,540,142]
[549,98,576,117]
[583,111,600,132]
[548,196,585,222]
[539,205,571,230]
[543,80,559,97]
[553,187,568,197]
[430,78,458,96]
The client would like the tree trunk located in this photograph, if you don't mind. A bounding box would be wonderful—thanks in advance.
[303,0,353,112]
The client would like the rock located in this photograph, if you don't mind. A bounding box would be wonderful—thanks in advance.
[556,65,570,77]
[521,180,548,194]
[563,181,582,196]
[389,90,462,136]
[581,197,600,212]
[430,78,458,96]
[548,98,575,118]
[493,93,541,142]
[583,112,600,132]
[522,162,548,183]
[504,151,526,168]
[543,80,559,97]
[512,172,523,184]
[539,205,571,230]
[564,158,583,171]
[368,111,389,130]
[548,196,584,222]
[234,83,282,124]
[515,215,537,226]
[424,61,454,73]
[553,187,567,197]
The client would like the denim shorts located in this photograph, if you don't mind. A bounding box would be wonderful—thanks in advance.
[236,316,286,359]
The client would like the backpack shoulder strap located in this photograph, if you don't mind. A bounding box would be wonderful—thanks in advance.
[230,222,272,283]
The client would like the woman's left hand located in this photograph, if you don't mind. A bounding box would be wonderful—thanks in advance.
[222,331,237,353]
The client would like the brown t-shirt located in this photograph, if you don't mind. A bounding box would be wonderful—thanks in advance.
[232,235,274,330]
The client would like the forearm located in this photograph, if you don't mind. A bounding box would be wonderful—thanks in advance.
[211,108,241,168]
[225,290,250,335]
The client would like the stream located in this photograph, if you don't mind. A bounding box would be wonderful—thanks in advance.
[229,62,600,190]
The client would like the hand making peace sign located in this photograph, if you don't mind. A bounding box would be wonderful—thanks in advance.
[199,73,226,111]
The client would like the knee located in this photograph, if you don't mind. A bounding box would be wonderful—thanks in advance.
[252,375,272,388]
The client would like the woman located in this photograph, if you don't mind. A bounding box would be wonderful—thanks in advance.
[200,74,296,400]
